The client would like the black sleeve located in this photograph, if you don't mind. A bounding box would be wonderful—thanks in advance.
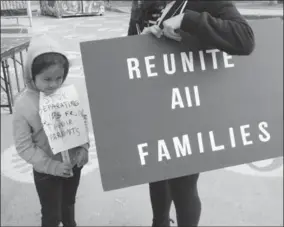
[180,1,255,55]
[127,18,139,36]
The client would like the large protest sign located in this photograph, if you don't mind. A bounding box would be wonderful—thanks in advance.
[80,19,283,191]
[39,84,89,155]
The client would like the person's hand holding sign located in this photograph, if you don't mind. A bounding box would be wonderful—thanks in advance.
[141,0,185,42]
[141,14,184,42]
[56,162,73,177]
[141,25,163,38]
[75,147,89,168]
[162,13,184,42]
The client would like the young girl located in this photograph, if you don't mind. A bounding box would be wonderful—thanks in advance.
[12,36,89,227]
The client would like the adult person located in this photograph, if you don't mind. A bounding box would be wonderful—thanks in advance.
[127,1,255,226]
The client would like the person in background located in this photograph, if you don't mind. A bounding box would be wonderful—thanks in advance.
[127,1,255,226]
[12,36,89,227]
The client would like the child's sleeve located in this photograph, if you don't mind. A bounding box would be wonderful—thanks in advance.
[12,104,61,176]
[80,143,90,152]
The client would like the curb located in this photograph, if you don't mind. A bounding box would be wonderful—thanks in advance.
[1,27,29,34]
[245,16,283,20]
[105,6,129,14]
[243,14,283,20]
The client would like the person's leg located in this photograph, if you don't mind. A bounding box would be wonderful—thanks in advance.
[149,180,173,227]
[33,169,62,227]
[169,174,201,227]
[61,166,82,227]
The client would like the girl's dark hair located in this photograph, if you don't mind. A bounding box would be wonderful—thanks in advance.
[31,52,69,81]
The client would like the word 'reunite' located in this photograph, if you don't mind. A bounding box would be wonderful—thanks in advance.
[127,49,234,80]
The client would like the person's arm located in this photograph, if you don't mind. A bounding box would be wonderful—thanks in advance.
[80,143,90,151]
[69,142,89,167]
[180,1,255,55]
[69,108,90,167]
[13,103,61,175]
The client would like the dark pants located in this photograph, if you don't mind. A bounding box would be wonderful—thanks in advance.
[149,174,201,227]
[33,166,82,227]
[127,18,144,36]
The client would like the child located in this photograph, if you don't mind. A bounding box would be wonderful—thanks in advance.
[12,36,89,227]
[128,1,255,226]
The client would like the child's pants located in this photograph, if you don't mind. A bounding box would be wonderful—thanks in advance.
[33,166,82,227]
[149,173,201,227]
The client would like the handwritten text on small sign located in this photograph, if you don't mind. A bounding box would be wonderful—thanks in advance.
[39,85,88,155]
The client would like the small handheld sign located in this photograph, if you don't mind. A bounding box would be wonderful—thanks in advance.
[39,84,89,167]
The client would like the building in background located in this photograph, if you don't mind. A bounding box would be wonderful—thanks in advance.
[39,0,105,18]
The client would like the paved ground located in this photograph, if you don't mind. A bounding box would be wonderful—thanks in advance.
[1,10,283,227]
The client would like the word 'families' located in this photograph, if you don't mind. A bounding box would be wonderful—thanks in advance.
[138,122,270,165]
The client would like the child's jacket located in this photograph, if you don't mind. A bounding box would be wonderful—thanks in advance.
[12,35,89,176]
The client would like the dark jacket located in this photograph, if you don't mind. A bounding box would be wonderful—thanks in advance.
[127,1,255,55]
[128,0,167,33]
[129,0,167,22]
